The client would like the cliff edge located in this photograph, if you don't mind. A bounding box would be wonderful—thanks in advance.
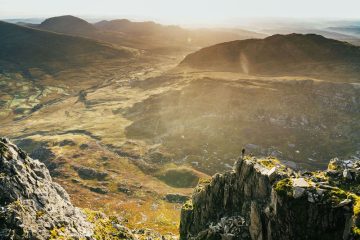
[0,138,94,239]
[180,156,360,240]
[0,138,172,240]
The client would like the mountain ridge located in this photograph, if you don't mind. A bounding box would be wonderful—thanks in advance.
[179,33,360,81]
[0,20,135,75]
[27,15,265,52]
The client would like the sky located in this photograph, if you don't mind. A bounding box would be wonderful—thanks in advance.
[1,0,360,26]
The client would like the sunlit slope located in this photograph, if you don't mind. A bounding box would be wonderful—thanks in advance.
[123,73,360,173]
[180,33,360,81]
[0,21,135,74]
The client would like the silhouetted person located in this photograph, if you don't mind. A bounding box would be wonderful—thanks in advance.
[241,148,246,159]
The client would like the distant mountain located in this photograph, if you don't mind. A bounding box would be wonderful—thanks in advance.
[2,18,44,24]
[329,26,360,37]
[95,19,266,49]
[37,15,97,35]
[261,27,360,46]
[95,19,183,35]
[29,16,265,53]
[0,21,134,75]
[180,33,360,81]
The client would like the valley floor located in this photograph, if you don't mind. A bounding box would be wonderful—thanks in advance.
[1,51,359,235]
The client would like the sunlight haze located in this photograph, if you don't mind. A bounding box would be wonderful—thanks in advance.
[1,0,360,25]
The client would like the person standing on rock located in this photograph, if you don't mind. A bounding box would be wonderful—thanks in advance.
[241,148,246,159]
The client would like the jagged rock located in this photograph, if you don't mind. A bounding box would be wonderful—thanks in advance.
[188,216,250,240]
[338,199,352,207]
[249,202,262,240]
[307,192,316,203]
[343,169,353,180]
[0,138,173,240]
[0,138,93,239]
[293,187,305,199]
[132,228,177,239]
[15,139,58,173]
[267,167,278,183]
[180,157,358,240]
[292,178,310,188]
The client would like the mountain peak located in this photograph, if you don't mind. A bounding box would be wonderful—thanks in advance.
[39,15,96,34]
[179,33,360,81]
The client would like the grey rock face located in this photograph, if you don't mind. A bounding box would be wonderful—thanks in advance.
[180,157,355,240]
[0,138,93,240]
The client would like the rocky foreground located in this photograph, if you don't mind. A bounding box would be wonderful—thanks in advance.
[2,136,360,240]
[180,157,360,240]
[0,138,175,240]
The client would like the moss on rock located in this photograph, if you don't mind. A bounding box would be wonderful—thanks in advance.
[274,178,293,197]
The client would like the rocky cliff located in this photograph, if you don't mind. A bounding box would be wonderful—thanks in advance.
[3,135,360,240]
[180,156,360,240]
[0,138,93,239]
[0,138,174,240]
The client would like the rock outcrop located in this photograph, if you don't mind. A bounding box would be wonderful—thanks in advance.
[4,135,360,240]
[180,156,360,240]
[0,138,93,239]
[0,138,177,240]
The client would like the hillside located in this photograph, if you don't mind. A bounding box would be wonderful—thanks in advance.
[0,21,134,75]
[38,15,97,35]
[180,33,360,81]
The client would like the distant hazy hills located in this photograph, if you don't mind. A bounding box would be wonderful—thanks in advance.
[180,33,360,81]
[95,19,183,35]
[0,21,134,74]
[28,15,265,52]
[95,18,265,48]
[329,26,360,37]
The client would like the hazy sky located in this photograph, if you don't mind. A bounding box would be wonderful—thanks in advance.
[1,0,359,25]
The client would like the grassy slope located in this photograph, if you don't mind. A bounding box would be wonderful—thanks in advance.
[0,55,197,234]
